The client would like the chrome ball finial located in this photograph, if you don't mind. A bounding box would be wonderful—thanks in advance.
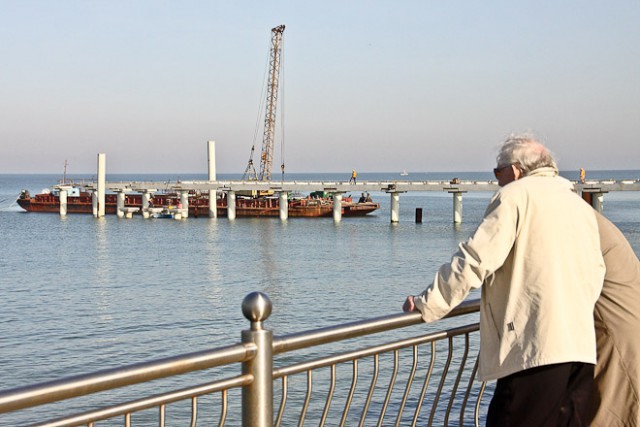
[242,292,272,326]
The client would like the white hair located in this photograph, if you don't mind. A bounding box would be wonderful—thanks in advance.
[496,133,558,174]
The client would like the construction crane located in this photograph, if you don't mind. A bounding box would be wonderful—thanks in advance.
[243,25,285,182]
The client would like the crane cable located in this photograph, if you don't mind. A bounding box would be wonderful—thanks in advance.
[280,40,285,182]
[243,38,272,181]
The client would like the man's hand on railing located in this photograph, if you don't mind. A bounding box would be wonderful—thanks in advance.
[402,295,416,312]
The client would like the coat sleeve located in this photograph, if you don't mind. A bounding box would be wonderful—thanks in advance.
[414,192,519,322]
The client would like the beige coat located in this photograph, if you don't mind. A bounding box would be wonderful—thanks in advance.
[414,167,605,381]
[592,213,640,426]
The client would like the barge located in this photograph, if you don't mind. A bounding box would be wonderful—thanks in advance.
[16,187,380,218]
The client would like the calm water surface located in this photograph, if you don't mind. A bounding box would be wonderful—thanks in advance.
[1,171,639,425]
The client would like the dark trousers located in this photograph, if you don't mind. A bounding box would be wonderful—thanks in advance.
[486,362,599,427]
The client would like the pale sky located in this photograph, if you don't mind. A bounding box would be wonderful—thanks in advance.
[1,1,639,174]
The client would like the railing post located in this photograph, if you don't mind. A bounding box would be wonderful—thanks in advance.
[241,292,273,427]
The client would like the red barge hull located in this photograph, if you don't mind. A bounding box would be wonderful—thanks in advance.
[16,191,379,218]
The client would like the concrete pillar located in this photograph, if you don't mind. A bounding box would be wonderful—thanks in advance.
[591,192,604,213]
[97,153,106,218]
[208,140,217,181]
[390,192,400,223]
[141,191,151,219]
[279,192,288,220]
[59,188,68,217]
[227,191,236,220]
[116,191,125,218]
[333,193,343,223]
[92,191,98,217]
[453,192,463,224]
[180,191,189,218]
[208,140,218,219]
[209,192,218,219]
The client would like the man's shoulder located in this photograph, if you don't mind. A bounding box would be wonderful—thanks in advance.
[494,175,576,210]
[502,174,571,193]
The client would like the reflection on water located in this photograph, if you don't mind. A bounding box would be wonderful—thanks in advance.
[204,218,223,303]
[2,172,640,425]
[94,218,110,286]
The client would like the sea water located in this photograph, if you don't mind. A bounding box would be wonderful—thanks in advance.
[1,171,639,426]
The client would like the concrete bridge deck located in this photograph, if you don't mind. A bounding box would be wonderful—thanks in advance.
[67,177,638,223]
[95,179,640,194]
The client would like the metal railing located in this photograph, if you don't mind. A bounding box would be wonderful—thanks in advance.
[0,292,485,427]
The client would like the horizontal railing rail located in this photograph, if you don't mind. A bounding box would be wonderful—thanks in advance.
[0,293,484,427]
[0,343,256,414]
[273,298,481,354]
[28,375,251,427]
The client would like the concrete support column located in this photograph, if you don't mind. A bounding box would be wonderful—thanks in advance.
[591,192,604,213]
[208,140,218,219]
[208,140,217,181]
[333,193,343,223]
[209,192,218,219]
[390,192,400,223]
[116,191,125,218]
[278,192,288,220]
[180,191,189,218]
[227,191,236,220]
[141,191,151,219]
[92,191,98,217]
[59,189,68,217]
[97,153,106,218]
[453,192,463,224]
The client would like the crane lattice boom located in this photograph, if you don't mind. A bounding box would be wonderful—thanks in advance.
[258,25,285,182]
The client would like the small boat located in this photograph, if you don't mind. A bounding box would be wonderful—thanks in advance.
[149,206,184,219]
[400,170,409,176]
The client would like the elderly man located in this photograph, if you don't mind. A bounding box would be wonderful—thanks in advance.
[403,134,605,426]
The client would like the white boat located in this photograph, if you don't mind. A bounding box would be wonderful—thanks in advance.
[400,170,409,176]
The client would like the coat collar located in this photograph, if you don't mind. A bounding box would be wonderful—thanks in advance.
[524,166,558,178]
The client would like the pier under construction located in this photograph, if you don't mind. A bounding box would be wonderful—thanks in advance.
[23,145,640,224]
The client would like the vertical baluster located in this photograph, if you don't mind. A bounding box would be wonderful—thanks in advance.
[218,389,228,426]
[378,350,399,426]
[359,354,379,427]
[395,345,419,427]
[320,365,336,426]
[275,376,288,427]
[340,359,358,427]
[190,396,197,427]
[298,370,313,426]
[413,341,436,426]
[444,334,469,425]
[429,337,454,427]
